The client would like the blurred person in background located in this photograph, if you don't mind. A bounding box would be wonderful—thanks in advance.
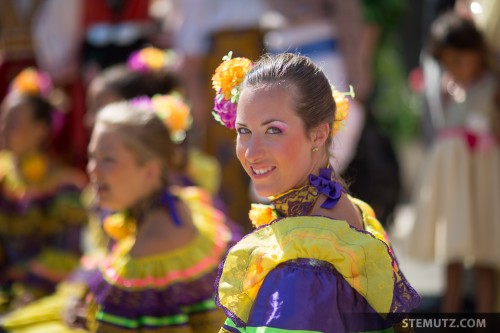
[342,0,411,227]
[32,0,163,172]
[85,47,224,201]
[0,68,87,312]
[408,12,500,313]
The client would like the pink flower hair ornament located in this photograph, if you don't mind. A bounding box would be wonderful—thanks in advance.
[130,93,192,143]
[127,47,177,73]
[211,51,253,129]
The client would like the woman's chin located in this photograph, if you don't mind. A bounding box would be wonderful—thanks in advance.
[96,198,123,212]
[254,185,280,199]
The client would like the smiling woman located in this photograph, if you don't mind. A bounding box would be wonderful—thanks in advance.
[74,101,236,332]
[212,53,421,332]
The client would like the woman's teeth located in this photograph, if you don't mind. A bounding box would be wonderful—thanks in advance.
[253,167,274,175]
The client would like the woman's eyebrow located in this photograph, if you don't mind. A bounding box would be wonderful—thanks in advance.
[262,119,286,126]
[236,119,285,127]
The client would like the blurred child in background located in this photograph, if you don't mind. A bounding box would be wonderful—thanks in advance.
[408,12,500,313]
[0,68,87,312]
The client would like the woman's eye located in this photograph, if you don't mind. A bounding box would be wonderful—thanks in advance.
[266,127,282,134]
[237,127,250,134]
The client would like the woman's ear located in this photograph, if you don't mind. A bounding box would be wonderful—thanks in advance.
[310,123,330,148]
[144,159,163,185]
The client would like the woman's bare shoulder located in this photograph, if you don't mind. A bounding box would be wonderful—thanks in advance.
[310,193,364,230]
[130,201,197,258]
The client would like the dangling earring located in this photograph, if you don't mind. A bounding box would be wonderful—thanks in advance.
[312,147,319,152]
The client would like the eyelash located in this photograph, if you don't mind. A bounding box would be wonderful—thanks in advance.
[237,127,250,135]
[237,127,282,135]
[267,127,282,134]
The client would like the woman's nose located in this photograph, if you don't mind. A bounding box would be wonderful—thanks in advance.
[244,135,265,163]
[86,159,98,178]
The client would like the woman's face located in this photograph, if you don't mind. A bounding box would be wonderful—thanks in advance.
[236,87,318,197]
[87,125,156,211]
[0,99,48,156]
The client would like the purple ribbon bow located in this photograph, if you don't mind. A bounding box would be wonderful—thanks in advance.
[308,167,344,209]
[160,191,182,226]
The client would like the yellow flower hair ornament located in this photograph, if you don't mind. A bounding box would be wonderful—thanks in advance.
[130,94,192,143]
[127,47,177,73]
[331,85,355,136]
[212,51,253,129]
[10,67,53,97]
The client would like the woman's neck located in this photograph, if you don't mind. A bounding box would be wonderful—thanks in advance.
[129,187,165,222]
[295,155,331,189]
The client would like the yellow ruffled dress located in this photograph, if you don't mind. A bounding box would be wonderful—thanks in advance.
[216,197,420,333]
[2,187,235,333]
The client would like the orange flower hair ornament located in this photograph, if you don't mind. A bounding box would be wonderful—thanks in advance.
[127,47,177,73]
[212,51,253,129]
[130,94,192,143]
[331,85,355,136]
[10,67,53,98]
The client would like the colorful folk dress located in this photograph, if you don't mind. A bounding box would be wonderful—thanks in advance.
[0,150,87,310]
[216,168,420,333]
[84,187,236,333]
